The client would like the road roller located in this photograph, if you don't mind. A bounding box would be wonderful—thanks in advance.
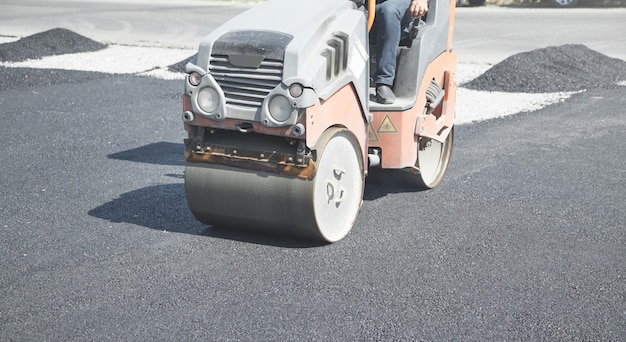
[181,0,456,242]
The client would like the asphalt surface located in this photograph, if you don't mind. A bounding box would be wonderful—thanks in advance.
[2,69,625,342]
[2,2,626,341]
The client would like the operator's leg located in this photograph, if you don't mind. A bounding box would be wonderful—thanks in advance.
[372,0,413,104]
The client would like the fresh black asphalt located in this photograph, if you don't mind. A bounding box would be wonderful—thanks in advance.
[1,31,625,340]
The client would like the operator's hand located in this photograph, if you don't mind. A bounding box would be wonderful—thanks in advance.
[350,0,365,7]
[410,0,429,18]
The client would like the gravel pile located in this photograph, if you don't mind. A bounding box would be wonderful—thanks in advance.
[463,44,626,93]
[168,54,197,73]
[0,28,107,62]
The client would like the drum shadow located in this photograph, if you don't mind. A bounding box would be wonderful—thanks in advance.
[88,183,326,248]
[363,168,429,201]
[107,142,184,166]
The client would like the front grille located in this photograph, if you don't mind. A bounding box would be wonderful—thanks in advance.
[209,54,284,108]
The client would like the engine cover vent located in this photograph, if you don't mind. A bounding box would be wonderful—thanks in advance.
[322,33,349,81]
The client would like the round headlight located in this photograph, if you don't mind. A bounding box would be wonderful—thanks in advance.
[197,87,220,113]
[188,72,202,86]
[289,83,304,98]
[268,95,293,123]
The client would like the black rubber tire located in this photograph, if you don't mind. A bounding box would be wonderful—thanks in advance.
[412,126,455,189]
[551,0,578,7]
[468,0,486,6]
[371,126,454,191]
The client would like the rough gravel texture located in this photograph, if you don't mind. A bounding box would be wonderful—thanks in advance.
[0,28,107,62]
[463,44,626,93]
[168,54,197,73]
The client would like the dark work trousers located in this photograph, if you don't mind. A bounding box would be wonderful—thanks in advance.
[370,0,415,87]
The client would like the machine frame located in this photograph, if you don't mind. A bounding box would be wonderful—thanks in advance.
[181,0,457,242]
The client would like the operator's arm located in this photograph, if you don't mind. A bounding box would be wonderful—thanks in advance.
[409,0,428,18]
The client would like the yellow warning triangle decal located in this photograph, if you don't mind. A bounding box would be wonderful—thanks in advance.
[377,115,398,133]
[368,123,379,142]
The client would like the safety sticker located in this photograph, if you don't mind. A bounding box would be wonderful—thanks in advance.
[368,123,379,142]
[377,115,398,133]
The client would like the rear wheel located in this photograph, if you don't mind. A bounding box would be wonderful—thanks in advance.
[412,126,454,189]
[468,0,486,6]
[552,0,578,7]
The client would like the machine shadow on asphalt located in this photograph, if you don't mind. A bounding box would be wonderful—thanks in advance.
[87,183,329,248]
[107,141,185,166]
[363,169,431,201]
[99,141,432,245]
[88,184,204,235]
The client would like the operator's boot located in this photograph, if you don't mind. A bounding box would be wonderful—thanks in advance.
[376,84,396,104]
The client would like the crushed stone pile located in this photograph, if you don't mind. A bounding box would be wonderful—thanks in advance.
[168,54,197,73]
[0,28,107,62]
[463,44,626,93]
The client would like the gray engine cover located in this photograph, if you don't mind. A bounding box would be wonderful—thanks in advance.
[187,0,370,124]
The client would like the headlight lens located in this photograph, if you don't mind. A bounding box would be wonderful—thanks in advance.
[268,95,292,123]
[188,72,202,86]
[197,87,219,113]
[289,83,304,98]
